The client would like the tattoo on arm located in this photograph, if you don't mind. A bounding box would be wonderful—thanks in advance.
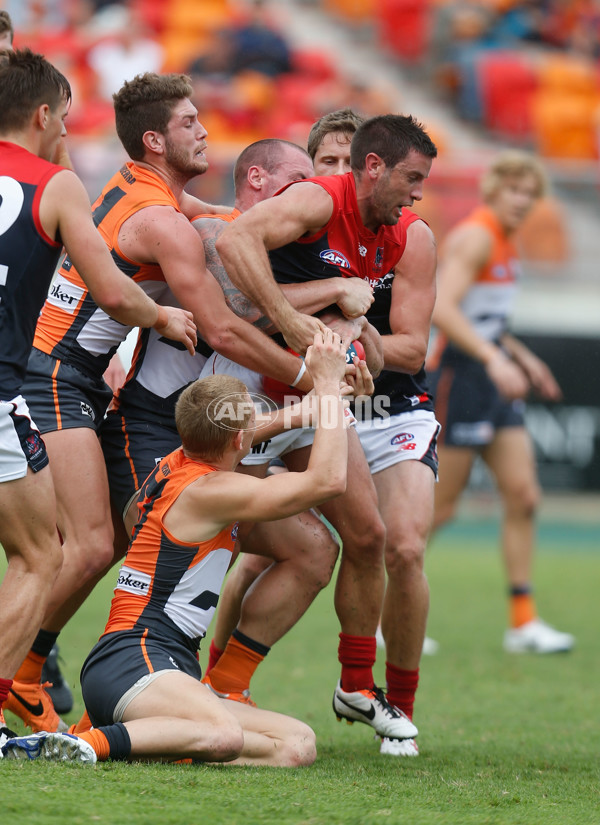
[196,218,274,330]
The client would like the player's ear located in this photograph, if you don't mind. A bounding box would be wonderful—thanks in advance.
[36,103,50,130]
[247,165,263,190]
[232,429,245,451]
[143,130,164,155]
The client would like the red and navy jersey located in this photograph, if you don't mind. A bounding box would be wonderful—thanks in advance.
[268,172,407,289]
[0,142,64,398]
[366,209,433,417]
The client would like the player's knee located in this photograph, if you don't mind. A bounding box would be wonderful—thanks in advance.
[384,534,426,578]
[65,527,115,580]
[199,719,244,762]
[341,509,385,561]
[277,722,317,767]
[505,481,540,518]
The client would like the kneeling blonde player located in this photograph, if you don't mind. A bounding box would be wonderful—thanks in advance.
[2,331,349,766]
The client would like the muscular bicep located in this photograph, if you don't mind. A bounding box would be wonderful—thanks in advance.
[218,182,333,254]
[192,217,267,326]
[48,172,127,300]
[383,221,436,370]
[176,471,316,537]
[389,222,437,335]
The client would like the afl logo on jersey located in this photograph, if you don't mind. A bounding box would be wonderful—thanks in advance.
[320,249,350,269]
[391,432,414,446]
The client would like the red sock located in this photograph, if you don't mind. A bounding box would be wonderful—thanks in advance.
[206,640,224,674]
[338,633,376,692]
[385,663,419,720]
[0,677,13,713]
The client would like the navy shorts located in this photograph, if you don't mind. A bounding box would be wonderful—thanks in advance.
[80,628,202,727]
[100,409,181,519]
[22,348,113,434]
[430,356,524,448]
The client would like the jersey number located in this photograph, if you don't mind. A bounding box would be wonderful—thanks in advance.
[0,177,25,300]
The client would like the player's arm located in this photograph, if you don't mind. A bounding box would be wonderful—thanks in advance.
[384,220,437,373]
[193,216,373,331]
[433,221,529,399]
[179,190,233,219]
[128,206,315,393]
[166,331,349,541]
[500,333,562,400]
[215,182,336,354]
[44,170,197,354]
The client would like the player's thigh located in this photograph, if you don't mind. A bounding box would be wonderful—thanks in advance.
[288,429,381,542]
[223,696,313,742]
[122,671,231,724]
[43,426,111,535]
[481,426,538,498]
[374,460,435,548]
[0,466,59,559]
[435,445,475,513]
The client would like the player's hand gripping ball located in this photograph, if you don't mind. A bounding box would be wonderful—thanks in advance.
[263,340,366,405]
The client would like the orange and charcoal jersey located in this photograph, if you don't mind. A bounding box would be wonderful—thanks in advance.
[107,208,243,426]
[102,447,237,652]
[32,162,181,380]
[429,204,522,369]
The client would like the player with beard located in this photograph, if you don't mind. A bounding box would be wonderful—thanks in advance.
[4,73,321,736]
[0,52,197,744]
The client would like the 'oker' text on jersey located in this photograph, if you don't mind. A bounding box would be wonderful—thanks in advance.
[365,209,433,418]
[32,163,180,380]
[0,142,63,398]
[103,448,237,652]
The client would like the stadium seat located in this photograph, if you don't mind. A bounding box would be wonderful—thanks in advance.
[477,50,538,141]
[324,0,376,22]
[530,55,600,159]
[376,0,433,64]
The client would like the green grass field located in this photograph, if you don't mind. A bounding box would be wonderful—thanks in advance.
[1,513,599,825]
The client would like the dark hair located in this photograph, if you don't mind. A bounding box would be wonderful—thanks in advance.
[307,108,365,160]
[113,72,193,160]
[0,48,71,133]
[350,114,437,171]
[0,10,14,44]
[233,138,310,192]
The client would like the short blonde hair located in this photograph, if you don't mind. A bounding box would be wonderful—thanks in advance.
[175,375,253,462]
[481,150,548,202]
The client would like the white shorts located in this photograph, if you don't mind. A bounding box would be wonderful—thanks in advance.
[0,395,49,482]
[200,353,316,467]
[355,409,441,477]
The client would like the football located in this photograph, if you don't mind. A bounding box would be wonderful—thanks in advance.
[346,339,366,363]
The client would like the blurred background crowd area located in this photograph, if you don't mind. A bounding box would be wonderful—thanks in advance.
[4,0,600,489]
[4,0,600,264]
